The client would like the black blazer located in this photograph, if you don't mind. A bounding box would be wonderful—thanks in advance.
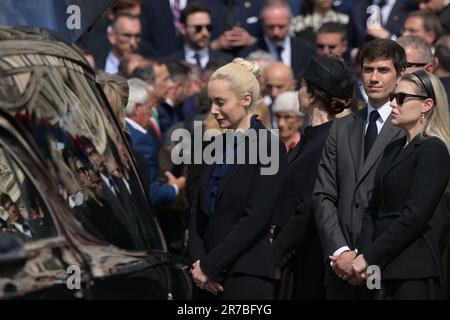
[188,120,288,280]
[239,36,315,81]
[274,121,332,265]
[163,48,233,67]
[359,135,450,280]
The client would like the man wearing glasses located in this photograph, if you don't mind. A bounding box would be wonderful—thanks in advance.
[105,13,143,74]
[397,35,434,73]
[166,2,231,69]
[315,22,349,60]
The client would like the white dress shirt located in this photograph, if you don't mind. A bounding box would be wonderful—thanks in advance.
[264,36,292,66]
[105,51,120,75]
[184,45,210,69]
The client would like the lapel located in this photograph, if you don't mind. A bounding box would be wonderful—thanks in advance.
[383,135,420,178]
[348,108,366,179]
[288,142,302,164]
[358,115,402,186]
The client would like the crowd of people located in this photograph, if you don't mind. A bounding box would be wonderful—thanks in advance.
[2,0,450,301]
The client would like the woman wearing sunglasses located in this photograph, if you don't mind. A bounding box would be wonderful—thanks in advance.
[353,70,450,299]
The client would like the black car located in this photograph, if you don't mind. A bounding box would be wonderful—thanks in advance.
[0,24,191,300]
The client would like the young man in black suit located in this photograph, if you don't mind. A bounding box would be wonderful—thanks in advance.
[313,39,407,300]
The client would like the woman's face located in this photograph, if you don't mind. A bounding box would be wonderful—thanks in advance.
[208,79,249,130]
[390,79,432,130]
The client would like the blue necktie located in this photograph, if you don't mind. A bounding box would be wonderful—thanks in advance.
[193,53,202,69]
[365,110,380,159]
[276,46,284,62]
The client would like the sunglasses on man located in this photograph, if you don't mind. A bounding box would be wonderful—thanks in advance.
[389,92,429,105]
[187,24,213,33]
[316,44,337,50]
[405,62,428,68]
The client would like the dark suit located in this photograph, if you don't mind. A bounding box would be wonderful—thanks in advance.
[188,119,288,299]
[348,0,418,48]
[126,122,177,206]
[273,121,333,300]
[439,4,450,35]
[140,0,194,58]
[196,0,263,44]
[240,36,315,81]
[358,136,450,299]
[440,77,450,106]
[313,108,404,299]
[163,47,233,68]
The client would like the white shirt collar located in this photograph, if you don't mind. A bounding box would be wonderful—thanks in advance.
[126,117,147,134]
[367,101,392,124]
[263,36,291,66]
[105,51,120,75]
[184,45,210,68]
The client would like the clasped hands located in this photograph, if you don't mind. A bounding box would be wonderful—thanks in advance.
[329,250,369,286]
[190,260,224,295]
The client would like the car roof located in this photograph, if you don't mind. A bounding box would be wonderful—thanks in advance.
[0,0,117,43]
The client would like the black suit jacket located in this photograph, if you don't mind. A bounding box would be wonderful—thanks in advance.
[140,0,195,58]
[359,135,450,280]
[188,120,288,280]
[239,36,315,81]
[348,0,418,48]
[163,47,233,67]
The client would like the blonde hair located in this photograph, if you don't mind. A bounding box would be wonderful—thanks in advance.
[209,58,260,111]
[402,72,450,154]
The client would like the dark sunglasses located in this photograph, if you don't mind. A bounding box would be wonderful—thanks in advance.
[188,24,213,33]
[316,44,337,50]
[405,62,428,68]
[389,92,428,105]
[76,166,89,175]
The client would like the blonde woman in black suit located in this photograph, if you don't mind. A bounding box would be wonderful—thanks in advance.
[353,70,450,300]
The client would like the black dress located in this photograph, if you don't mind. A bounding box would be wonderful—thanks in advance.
[358,135,450,300]
[273,121,333,299]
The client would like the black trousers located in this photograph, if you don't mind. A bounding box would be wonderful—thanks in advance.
[381,278,444,300]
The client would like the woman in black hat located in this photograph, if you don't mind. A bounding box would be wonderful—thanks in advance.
[272,55,355,299]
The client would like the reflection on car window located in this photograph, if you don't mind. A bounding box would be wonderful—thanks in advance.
[0,45,164,250]
[0,147,56,242]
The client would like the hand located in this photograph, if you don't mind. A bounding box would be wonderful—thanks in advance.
[366,24,390,39]
[165,171,186,191]
[274,265,282,280]
[352,254,368,281]
[347,273,366,286]
[204,280,224,295]
[329,250,357,280]
[211,33,233,51]
[228,26,256,47]
[191,260,210,289]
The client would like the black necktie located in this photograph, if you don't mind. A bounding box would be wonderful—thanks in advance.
[276,46,284,61]
[365,110,380,159]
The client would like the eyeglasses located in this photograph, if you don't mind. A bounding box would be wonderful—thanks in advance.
[389,92,429,105]
[187,24,213,33]
[76,167,89,175]
[316,43,337,50]
[405,62,428,68]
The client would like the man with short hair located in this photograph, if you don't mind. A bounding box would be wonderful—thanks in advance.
[241,0,315,80]
[265,61,297,128]
[125,78,185,206]
[434,35,450,100]
[165,2,232,69]
[401,10,442,47]
[397,35,434,73]
[104,14,143,74]
[315,22,348,58]
[0,193,33,242]
[418,0,450,35]
[314,39,406,300]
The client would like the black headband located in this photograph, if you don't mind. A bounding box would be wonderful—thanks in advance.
[411,70,436,103]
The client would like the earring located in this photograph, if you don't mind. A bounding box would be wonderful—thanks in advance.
[421,113,425,120]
